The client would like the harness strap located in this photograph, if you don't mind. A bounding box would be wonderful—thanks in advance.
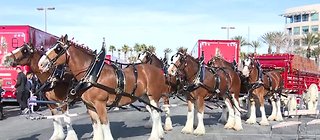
[131,64,138,95]
[90,81,162,112]
[109,63,125,109]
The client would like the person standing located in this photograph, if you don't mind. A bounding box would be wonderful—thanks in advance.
[0,78,4,120]
[14,67,29,114]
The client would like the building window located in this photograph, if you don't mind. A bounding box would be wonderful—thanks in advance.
[302,26,309,34]
[294,15,301,22]
[287,28,292,35]
[311,25,319,33]
[302,14,309,22]
[293,27,300,35]
[311,13,319,21]
[293,39,300,46]
[286,16,293,23]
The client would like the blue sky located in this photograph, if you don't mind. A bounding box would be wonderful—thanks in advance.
[1,0,319,57]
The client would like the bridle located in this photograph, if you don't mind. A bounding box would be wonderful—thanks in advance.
[170,52,199,82]
[42,41,71,70]
[138,51,153,64]
[10,44,34,66]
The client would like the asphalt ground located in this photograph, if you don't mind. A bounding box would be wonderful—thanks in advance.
[0,98,319,140]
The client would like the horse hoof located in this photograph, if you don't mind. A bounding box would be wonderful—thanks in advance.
[259,121,269,126]
[245,119,256,124]
[224,123,234,129]
[193,128,205,136]
[181,127,193,134]
[233,125,243,131]
[164,125,173,131]
[267,116,276,121]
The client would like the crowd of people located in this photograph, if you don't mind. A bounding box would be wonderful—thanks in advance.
[0,67,40,120]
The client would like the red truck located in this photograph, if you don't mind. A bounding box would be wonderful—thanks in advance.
[0,25,58,103]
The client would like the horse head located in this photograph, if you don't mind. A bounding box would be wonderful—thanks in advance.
[137,50,153,63]
[241,56,257,78]
[168,51,199,82]
[38,35,70,73]
[2,43,35,67]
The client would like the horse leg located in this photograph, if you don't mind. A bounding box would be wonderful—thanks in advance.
[95,102,113,140]
[181,100,194,134]
[246,98,257,124]
[224,98,235,129]
[49,106,65,140]
[267,97,277,121]
[163,96,173,131]
[258,96,269,126]
[232,94,243,131]
[62,105,78,140]
[275,97,283,121]
[193,98,205,136]
[87,109,104,140]
[148,100,164,140]
[218,105,228,123]
[144,105,153,129]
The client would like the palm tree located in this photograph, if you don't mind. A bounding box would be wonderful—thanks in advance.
[147,45,156,53]
[140,44,147,52]
[231,35,248,47]
[128,56,137,63]
[303,32,318,59]
[164,48,172,55]
[273,31,288,53]
[133,43,141,54]
[108,45,116,57]
[311,46,320,64]
[122,44,130,61]
[176,46,188,53]
[261,32,275,54]
[117,49,121,59]
[249,40,261,54]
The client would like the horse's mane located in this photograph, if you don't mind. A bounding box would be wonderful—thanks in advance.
[69,41,95,56]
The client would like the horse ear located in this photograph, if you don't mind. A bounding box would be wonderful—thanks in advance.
[64,34,68,43]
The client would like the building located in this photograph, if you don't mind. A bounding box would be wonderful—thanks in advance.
[281,4,320,49]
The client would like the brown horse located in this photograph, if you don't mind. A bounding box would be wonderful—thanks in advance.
[38,35,170,140]
[168,51,243,135]
[242,57,283,125]
[137,50,173,130]
[1,44,78,140]
[207,56,247,122]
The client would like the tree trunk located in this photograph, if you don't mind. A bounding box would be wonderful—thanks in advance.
[268,45,272,54]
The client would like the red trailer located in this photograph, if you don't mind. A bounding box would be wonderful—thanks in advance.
[196,40,240,64]
[0,25,58,103]
[255,53,320,95]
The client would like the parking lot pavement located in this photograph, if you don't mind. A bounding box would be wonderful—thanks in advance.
[0,98,320,140]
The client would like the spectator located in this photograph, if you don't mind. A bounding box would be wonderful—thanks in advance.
[14,67,29,114]
[0,78,4,120]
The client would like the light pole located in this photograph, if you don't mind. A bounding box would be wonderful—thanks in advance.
[37,7,55,32]
[221,26,235,40]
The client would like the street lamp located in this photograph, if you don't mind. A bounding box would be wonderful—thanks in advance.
[36,7,55,32]
[221,26,235,40]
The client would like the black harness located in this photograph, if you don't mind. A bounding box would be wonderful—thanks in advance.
[69,47,162,112]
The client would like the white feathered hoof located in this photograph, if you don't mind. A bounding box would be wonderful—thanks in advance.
[267,115,276,121]
[65,130,78,140]
[233,124,243,131]
[224,122,234,129]
[164,123,173,131]
[259,120,270,126]
[49,133,65,140]
[193,127,205,136]
[275,116,284,122]
[245,118,256,124]
[148,136,161,140]
[181,126,193,134]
